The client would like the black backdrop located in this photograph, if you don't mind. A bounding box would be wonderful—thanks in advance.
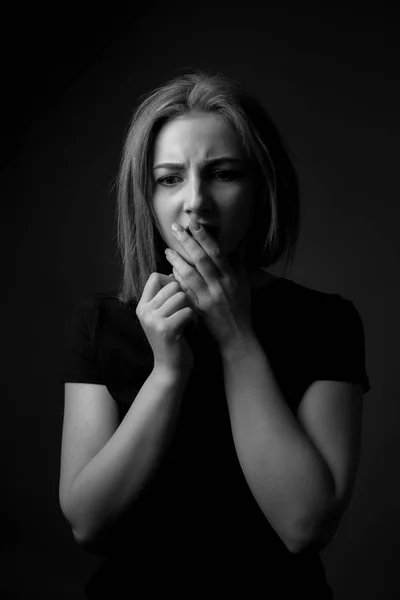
[3,2,399,598]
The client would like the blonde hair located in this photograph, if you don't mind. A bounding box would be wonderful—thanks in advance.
[116,69,300,305]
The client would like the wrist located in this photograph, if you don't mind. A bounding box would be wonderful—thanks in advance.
[152,363,192,386]
[219,327,259,364]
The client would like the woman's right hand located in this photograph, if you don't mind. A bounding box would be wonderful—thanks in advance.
[136,272,198,376]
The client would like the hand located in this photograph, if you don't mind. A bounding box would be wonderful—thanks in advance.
[136,272,198,376]
[164,218,253,349]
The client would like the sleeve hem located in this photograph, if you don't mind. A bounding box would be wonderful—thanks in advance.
[61,378,106,385]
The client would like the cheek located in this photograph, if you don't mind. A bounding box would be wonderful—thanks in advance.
[227,191,254,232]
[219,193,254,252]
[152,198,174,240]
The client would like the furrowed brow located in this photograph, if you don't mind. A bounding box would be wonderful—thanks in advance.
[153,162,185,171]
[153,157,243,171]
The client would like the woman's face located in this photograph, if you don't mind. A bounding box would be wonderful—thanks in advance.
[151,110,258,269]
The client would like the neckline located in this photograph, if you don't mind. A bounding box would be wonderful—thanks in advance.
[248,269,287,291]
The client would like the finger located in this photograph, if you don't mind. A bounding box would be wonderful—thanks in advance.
[150,280,182,310]
[187,218,235,282]
[170,280,199,328]
[165,305,198,338]
[165,248,203,301]
[171,266,199,312]
[157,287,189,318]
[171,222,224,288]
[140,272,176,304]
[140,272,165,304]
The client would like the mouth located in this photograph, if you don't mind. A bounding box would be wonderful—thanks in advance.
[185,225,219,239]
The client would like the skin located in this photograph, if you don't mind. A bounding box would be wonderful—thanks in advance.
[152,110,276,289]
[149,111,363,557]
[151,110,277,347]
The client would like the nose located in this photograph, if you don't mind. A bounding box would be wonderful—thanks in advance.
[183,173,213,217]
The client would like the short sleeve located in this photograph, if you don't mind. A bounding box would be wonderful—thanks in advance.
[60,296,106,385]
[312,297,371,394]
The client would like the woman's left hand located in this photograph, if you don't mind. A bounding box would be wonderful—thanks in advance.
[164,217,253,349]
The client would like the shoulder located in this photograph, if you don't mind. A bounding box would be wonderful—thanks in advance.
[69,290,135,337]
[283,281,367,362]
[278,277,355,312]
[74,290,132,315]
[255,275,363,333]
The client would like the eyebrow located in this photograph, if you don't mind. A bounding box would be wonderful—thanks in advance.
[153,157,243,171]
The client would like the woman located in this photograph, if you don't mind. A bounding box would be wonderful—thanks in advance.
[59,70,370,599]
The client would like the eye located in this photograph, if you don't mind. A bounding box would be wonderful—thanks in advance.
[213,170,239,181]
[157,175,182,186]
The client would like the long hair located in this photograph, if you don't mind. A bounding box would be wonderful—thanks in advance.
[116,69,300,305]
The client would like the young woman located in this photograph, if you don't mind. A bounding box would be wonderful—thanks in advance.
[59,70,370,599]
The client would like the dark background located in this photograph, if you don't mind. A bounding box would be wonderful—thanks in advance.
[3,1,399,598]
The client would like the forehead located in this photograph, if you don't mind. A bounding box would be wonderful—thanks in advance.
[153,111,243,161]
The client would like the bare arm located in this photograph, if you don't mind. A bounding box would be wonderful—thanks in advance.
[59,366,190,552]
[220,329,363,554]
[220,332,335,553]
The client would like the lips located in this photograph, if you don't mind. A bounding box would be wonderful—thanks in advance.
[185,225,219,238]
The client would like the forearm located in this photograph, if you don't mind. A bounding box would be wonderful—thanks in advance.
[221,331,335,553]
[66,367,190,547]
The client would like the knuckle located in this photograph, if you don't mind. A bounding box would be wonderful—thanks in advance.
[170,281,181,292]
[141,311,151,327]
[209,247,221,260]
[154,320,166,336]
[183,269,195,282]
[185,306,195,319]
[213,289,224,304]
[197,251,209,265]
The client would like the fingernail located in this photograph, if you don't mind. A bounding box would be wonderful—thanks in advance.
[171,223,183,234]
[190,218,201,231]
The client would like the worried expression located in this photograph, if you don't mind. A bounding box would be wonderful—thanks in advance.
[151,110,258,267]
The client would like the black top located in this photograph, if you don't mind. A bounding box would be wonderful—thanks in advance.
[60,277,370,599]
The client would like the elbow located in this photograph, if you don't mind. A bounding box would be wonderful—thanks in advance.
[71,513,121,556]
[60,500,104,554]
[60,507,89,551]
[283,532,319,554]
[72,527,109,555]
[60,487,107,554]
[281,528,322,554]
[67,517,94,551]
[69,523,97,552]
[284,491,341,554]
[72,527,87,547]
[60,484,83,539]
[281,530,309,554]
[284,515,340,554]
